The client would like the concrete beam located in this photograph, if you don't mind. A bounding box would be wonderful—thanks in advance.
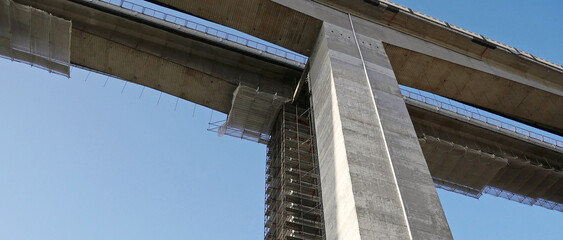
[22,0,562,133]
[312,0,562,83]
[16,0,302,113]
[407,99,563,209]
[308,20,451,239]
[145,0,562,98]
[146,0,322,55]
[146,0,561,84]
[274,0,563,135]
[384,44,563,134]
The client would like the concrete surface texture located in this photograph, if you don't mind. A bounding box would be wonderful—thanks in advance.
[274,0,562,146]
[14,0,302,113]
[15,0,562,133]
[147,0,563,134]
[145,0,321,55]
[308,20,452,239]
[407,99,563,210]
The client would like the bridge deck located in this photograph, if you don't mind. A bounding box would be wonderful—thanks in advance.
[9,0,563,211]
[145,0,563,134]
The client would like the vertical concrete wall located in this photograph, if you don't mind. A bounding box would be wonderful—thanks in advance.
[309,20,452,239]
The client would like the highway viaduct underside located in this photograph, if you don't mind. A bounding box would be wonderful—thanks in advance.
[3,0,563,239]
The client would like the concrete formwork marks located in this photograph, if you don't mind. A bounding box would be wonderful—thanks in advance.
[309,20,452,239]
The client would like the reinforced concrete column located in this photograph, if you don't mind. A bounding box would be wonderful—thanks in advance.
[308,20,452,240]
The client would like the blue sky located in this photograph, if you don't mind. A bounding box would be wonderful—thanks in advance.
[0,0,561,239]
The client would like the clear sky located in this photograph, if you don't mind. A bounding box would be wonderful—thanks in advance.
[0,0,561,240]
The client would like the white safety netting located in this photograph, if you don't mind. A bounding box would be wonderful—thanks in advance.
[215,85,290,144]
[0,0,71,76]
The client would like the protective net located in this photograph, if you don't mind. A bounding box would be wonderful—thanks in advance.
[0,0,71,76]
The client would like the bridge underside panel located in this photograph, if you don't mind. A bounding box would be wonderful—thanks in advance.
[146,0,321,55]
[72,29,235,113]
[15,0,302,113]
[313,0,562,81]
[407,102,563,212]
[420,135,508,195]
[424,137,563,212]
[385,44,563,135]
[217,0,563,134]
[18,0,563,134]
[0,0,70,76]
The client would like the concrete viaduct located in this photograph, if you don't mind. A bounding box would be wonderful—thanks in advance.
[2,0,562,239]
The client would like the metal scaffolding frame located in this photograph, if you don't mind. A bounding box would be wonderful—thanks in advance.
[264,102,324,240]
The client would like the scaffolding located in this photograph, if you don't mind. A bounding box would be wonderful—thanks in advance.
[264,103,324,240]
[205,82,325,238]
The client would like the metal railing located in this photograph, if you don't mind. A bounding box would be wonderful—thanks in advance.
[98,0,308,64]
[400,88,563,148]
[93,0,560,148]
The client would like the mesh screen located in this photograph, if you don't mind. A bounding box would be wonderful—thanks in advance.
[0,0,70,76]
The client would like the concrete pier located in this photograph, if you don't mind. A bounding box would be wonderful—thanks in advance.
[308,20,452,239]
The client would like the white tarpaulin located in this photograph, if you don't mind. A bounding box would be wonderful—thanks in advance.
[0,0,71,76]
[217,85,290,144]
